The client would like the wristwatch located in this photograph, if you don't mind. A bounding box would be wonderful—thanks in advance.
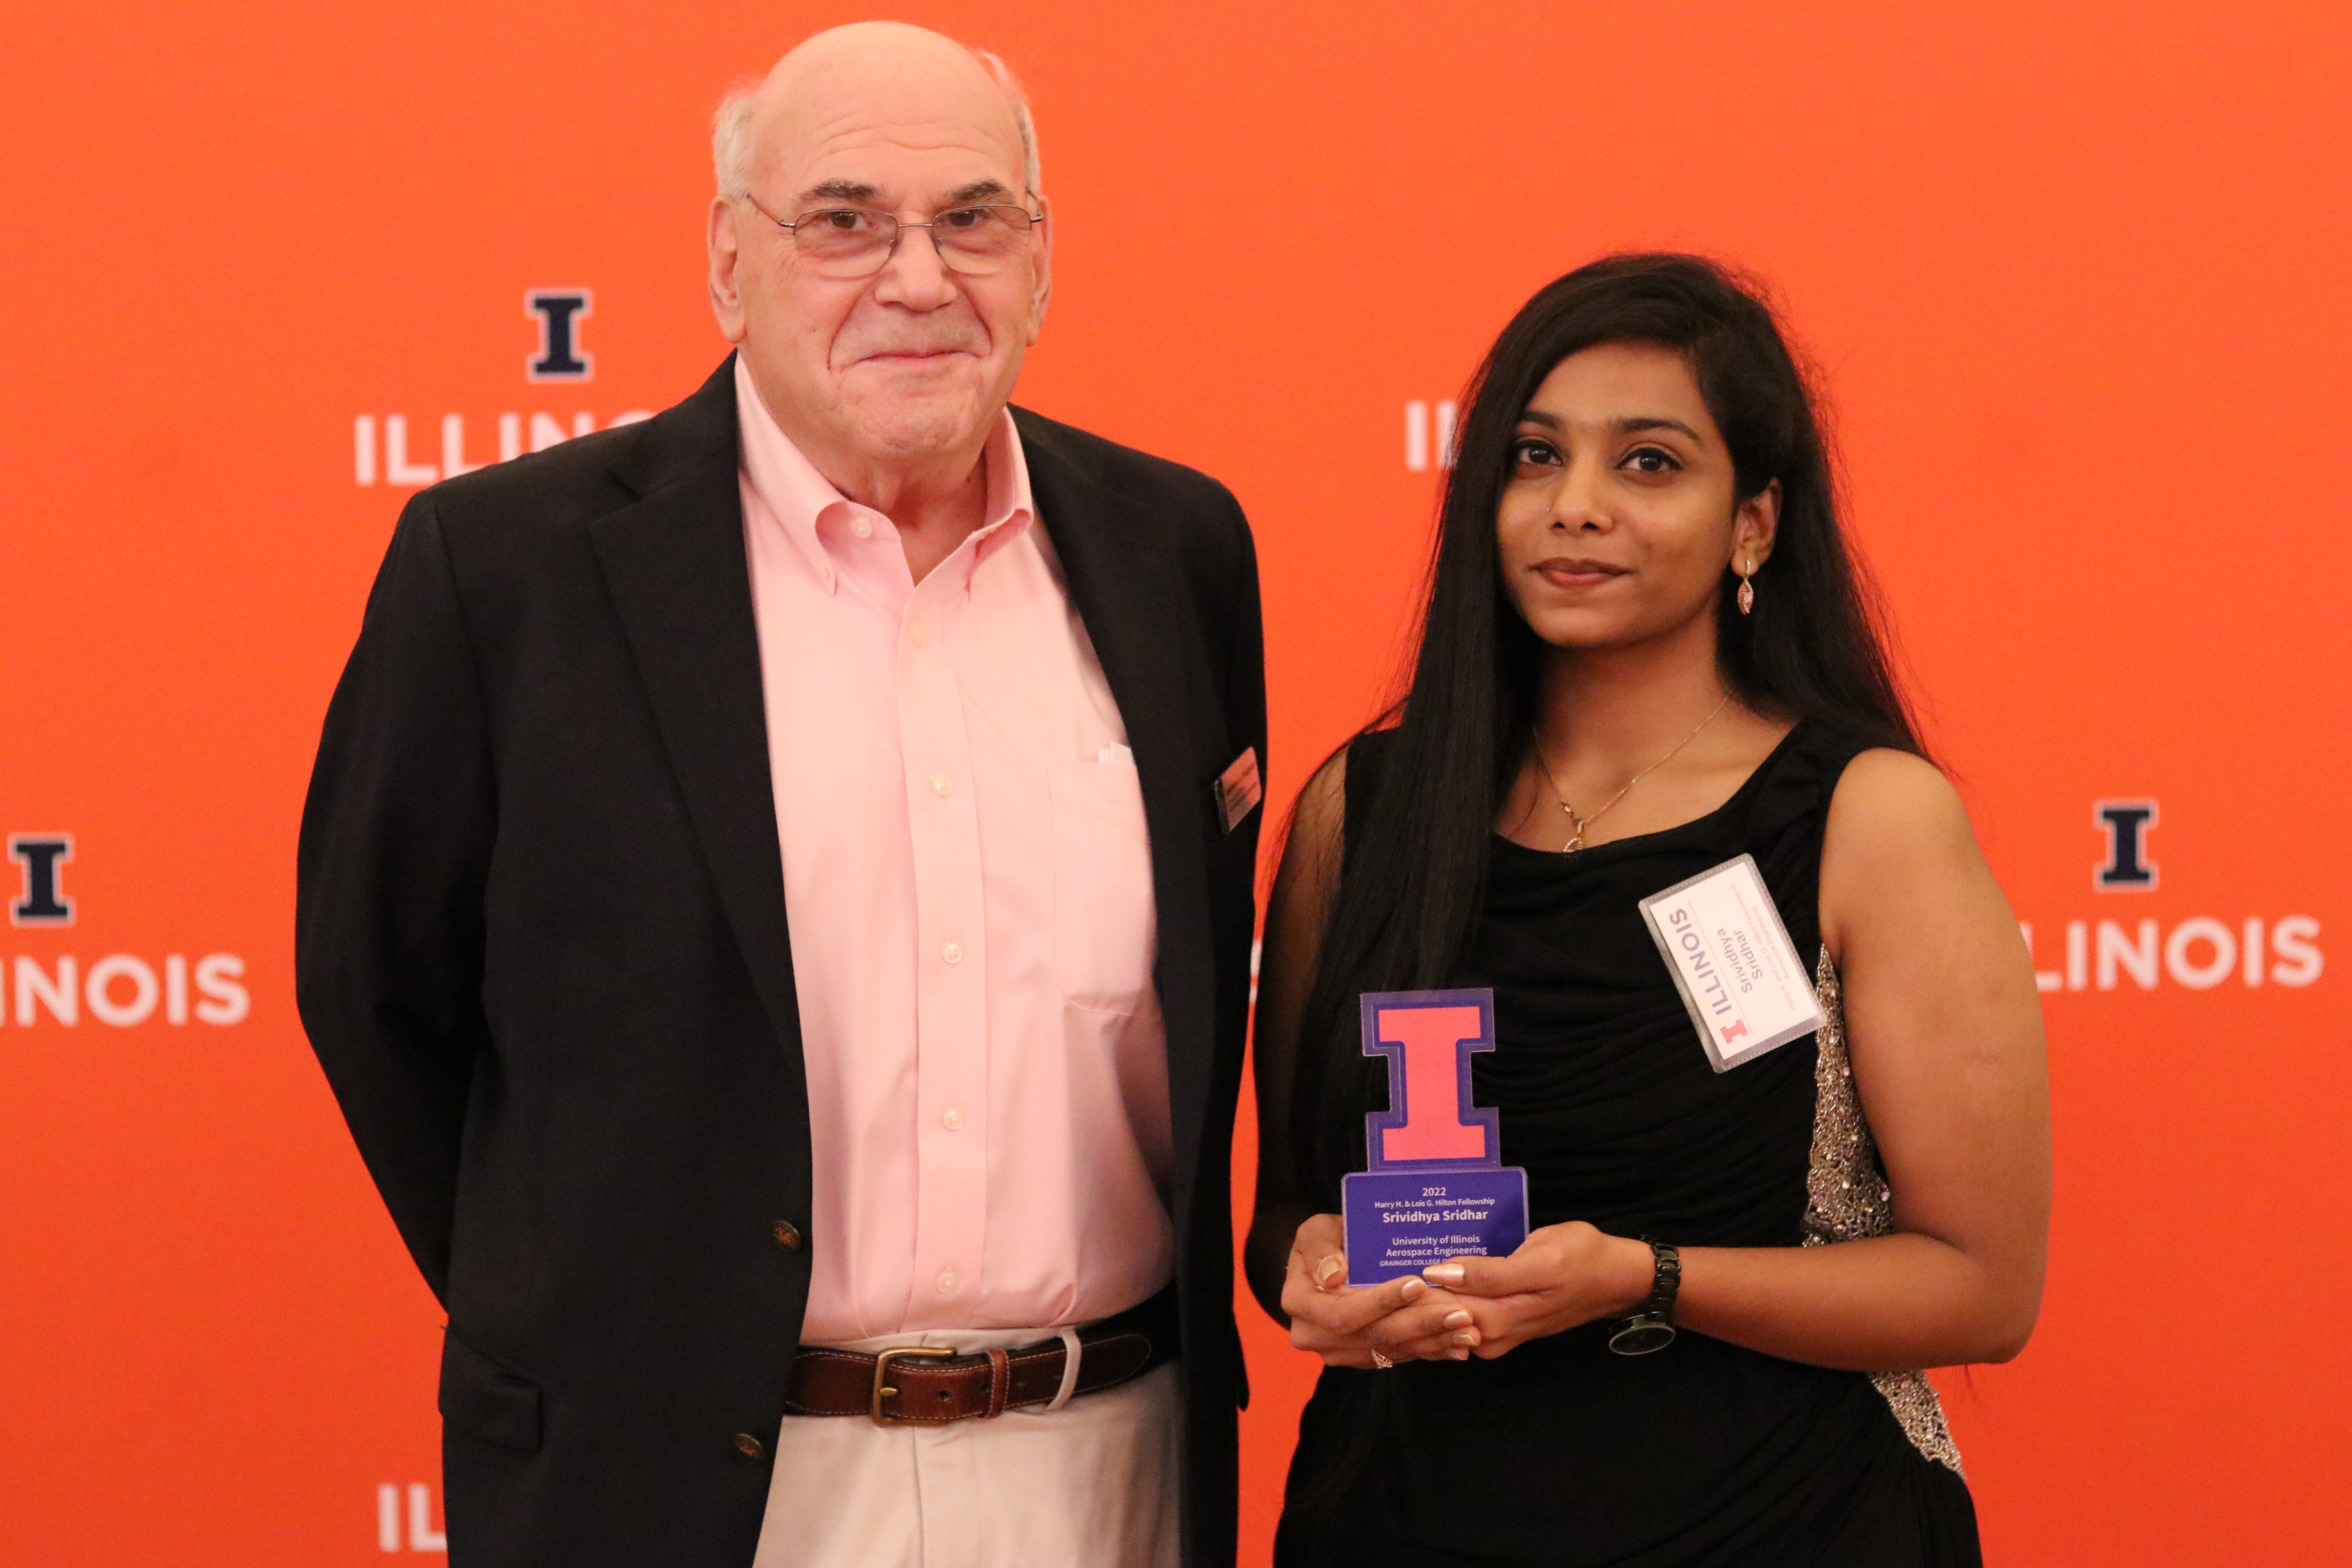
[1608,1238,1681,1356]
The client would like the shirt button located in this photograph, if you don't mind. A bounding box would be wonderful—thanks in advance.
[936,1270,959,1294]
[733,1433,767,1460]
[942,1105,965,1131]
[910,627,927,647]
[931,775,954,797]
[851,517,873,539]
[771,1220,803,1253]
[942,942,963,965]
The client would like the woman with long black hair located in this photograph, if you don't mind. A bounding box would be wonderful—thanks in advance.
[1246,254,2049,1565]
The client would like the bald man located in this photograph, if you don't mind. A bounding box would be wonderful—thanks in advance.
[298,24,1263,1568]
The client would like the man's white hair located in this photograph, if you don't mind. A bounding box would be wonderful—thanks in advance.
[710,42,1041,202]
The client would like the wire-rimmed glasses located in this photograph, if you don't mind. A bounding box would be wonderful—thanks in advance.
[741,192,1044,279]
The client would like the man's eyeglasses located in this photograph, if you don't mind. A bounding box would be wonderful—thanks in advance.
[741,192,1044,279]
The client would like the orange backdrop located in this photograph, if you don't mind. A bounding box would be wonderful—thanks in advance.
[4,2,2348,1562]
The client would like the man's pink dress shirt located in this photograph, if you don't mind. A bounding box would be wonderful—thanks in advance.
[735,359,1176,1344]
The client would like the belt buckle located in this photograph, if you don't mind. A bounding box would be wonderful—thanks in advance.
[871,1345,955,1426]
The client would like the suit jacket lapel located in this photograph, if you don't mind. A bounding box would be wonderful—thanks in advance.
[588,360,804,1062]
[1018,413,1221,1223]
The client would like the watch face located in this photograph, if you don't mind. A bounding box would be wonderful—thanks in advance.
[1608,1318,1677,1356]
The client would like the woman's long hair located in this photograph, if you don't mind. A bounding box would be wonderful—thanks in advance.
[1290,253,1925,1200]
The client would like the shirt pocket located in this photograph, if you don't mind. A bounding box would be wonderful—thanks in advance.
[1047,757,1158,1015]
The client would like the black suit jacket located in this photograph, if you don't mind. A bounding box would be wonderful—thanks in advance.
[296,358,1265,1567]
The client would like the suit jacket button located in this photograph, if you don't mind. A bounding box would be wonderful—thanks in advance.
[734,1433,767,1460]
[771,1220,804,1253]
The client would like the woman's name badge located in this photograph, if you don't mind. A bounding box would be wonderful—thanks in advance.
[1638,853,1826,1073]
[1339,989,1530,1286]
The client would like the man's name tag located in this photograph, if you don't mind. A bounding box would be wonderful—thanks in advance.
[1638,853,1826,1072]
[1213,747,1261,834]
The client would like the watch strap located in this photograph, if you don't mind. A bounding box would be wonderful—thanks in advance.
[1608,1237,1681,1356]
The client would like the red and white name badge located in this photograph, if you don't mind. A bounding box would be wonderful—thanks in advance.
[1638,854,1826,1072]
[1213,747,1261,834]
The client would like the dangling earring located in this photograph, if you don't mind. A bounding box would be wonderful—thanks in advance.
[1737,555,1756,616]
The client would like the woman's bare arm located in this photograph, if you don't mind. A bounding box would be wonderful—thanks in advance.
[1671,748,2050,1366]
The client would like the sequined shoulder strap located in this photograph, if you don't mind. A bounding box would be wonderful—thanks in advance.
[1803,947,1966,1476]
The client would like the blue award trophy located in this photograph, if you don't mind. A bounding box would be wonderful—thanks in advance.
[1341,988,1530,1286]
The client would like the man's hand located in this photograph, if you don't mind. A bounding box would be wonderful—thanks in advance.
[1280,1213,1484,1367]
[1420,1222,1655,1359]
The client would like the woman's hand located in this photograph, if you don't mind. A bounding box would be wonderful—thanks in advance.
[1422,1222,1655,1359]
[1281,1213,1485,1367]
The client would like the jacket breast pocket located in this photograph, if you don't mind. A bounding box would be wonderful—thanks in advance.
[439,1327,543,1452]
[1048,757,1158,1016]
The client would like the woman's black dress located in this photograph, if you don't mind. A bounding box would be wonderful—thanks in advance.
[1276,722,1982,1568]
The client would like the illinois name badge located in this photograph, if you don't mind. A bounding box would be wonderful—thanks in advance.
[1213,746,1261,834]
[1638,854,1826,1072]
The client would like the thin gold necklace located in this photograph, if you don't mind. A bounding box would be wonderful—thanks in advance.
[1533,693,1733,853]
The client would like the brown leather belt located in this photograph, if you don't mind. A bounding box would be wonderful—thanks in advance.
[784,1286,1177,1426]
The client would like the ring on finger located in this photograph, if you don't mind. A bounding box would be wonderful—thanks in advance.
[1370,1349,1394,1370]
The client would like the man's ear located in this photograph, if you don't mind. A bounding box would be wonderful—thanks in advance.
[1733,478,1782,570]
[708,196,749,343]
[1028,193,1054,338]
